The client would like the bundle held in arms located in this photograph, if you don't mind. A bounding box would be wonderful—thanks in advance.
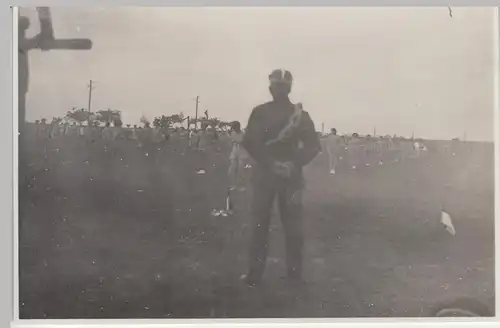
[265,102,304,147]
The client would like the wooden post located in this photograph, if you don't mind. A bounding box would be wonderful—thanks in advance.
[195,96,199,129]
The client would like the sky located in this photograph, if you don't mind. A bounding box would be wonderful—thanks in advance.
[19,6,495,141]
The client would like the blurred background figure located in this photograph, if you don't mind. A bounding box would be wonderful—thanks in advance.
[228,121,248,191]
[325,128,342,175]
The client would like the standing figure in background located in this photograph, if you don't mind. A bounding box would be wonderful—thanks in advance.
[199,125,212,152]
[325,128,342,175]
[347,133,362,169]
[413,141,421,158]
[188,129,199,150]
[241,69,321,287]
[374,136,385,165]
[228,121,248,191]
[103,122,113,142]
[131,125,139,140]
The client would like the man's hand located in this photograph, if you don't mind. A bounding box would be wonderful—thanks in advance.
[37,34,52,51]
[272,161,294,178]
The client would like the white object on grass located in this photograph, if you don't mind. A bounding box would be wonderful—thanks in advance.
[196,169,206,175]
[211,209,232,217]
[440,211,456,236]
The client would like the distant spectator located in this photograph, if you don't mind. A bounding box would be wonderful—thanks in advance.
[325,128,342,174]
[228,121,248,190]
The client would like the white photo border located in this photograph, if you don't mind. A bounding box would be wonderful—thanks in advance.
[4,1,500,327]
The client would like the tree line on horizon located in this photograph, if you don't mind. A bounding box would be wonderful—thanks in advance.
[29,108,473,142]
[32,107,235,131]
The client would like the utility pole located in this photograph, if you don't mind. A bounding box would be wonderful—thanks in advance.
[87,79,94,126]
[373,126,376,137]
[194,96,200,130]
[321,122,324,135]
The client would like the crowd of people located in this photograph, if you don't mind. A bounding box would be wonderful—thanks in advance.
[322,128,429,174]
[24,118,431,180]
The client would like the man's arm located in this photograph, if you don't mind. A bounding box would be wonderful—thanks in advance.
[294,112,321,167]
[19,35,41,52]
[242,107,272,168]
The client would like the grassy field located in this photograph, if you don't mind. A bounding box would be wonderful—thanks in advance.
[18,136,495,318]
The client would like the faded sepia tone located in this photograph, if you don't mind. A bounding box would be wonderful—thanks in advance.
[18,7,495,319]
[20,7,493,140]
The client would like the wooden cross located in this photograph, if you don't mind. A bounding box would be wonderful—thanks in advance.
[18,7,93,131]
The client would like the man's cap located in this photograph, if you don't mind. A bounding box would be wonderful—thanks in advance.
[269,69,293,85]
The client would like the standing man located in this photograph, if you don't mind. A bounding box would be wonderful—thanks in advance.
[241,69,321,287]
[18,16,44,133]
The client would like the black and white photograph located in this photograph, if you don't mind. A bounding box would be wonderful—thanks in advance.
[17,6,495,319]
